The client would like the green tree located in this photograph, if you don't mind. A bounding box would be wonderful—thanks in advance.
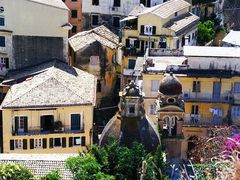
[40,170,61,180]
[0,162,34,180]
[65,153,114,180]
[197,20,215,45]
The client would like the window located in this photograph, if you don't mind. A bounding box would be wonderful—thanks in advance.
[192,32,195,40]
[191,105,199,115]
[91,14,99,26]
[71,10,78,18]
[73,137,81,146]
[71,113,82,131]
[97,80,101,92]
[72,0,77,1]
[150,104,156,115]
[192,81,200,92]
[234,82,240,93]
[14,116,28,133]
[34,139,42,148]
[54,138,62,147]
[113,0,121,7]
[232,106,240,118]
[92,0,99,5]
[151,80,159,92]
[72,25,77,34]
[113,16,120,27]
[0,36,5,47]
[175,12,178,17]
[144,25,153,35]
[0,17,4,26]
[188,35,190,43]
[140,0,151,7]
[129,105,135,114]
[128,59,136,69]
[176,39,180,49]
[15,139,23,149]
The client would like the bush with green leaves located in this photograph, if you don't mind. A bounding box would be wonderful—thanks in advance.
[0,162,34,180]
[40,170,61,180]
[66,139,167,180]
[197,20,215,45]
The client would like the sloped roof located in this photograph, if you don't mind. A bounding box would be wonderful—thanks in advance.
[1,60,96,109]
[27,0,68,10]
[137,0,191,19]
[222,31,240,46]
[184,46,240,57]
[129,4,148,16]
[164,12,199,35]
[69,25,119,52]
[0,154,76,179]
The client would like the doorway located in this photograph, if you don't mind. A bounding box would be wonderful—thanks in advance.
[40,115,54,132]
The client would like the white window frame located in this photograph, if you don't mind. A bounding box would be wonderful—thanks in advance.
[14,115,28,133]
[73,137,82,146]
[151,80,159,92]
[34,138,42,148]
[14,139,23,149]
[70,112,83,131]
[144,25,153,35]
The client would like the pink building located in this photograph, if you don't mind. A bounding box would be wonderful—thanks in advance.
[63,0,82,36]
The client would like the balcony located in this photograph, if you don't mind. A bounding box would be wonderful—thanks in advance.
[123,68,141,76]
[12,125,85,136]
[182,91,233,103]
[183,114,224,127]
[123,47,144,57]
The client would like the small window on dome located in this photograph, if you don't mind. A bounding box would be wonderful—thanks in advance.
[167,98,176,103]
[129,106,135,114]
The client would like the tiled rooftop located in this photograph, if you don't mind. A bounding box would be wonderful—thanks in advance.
[0,154,77,179]
[1,60,96,109]
[28,0,68,10]
[69,25,119,52]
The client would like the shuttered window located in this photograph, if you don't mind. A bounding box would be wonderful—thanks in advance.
[0,36,5,47]
[14,116,28,134]
[71,114,82,131]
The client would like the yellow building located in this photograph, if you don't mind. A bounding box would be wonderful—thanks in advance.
[136,47,240,159]
[120,0,199,84]
[1,60,96,153]
[68,25,120,107]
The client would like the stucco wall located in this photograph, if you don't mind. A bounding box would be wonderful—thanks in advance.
[3,106,94,153]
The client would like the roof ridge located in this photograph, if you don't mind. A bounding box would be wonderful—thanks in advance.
[93,29,119,46]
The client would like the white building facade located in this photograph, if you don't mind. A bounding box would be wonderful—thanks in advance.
[82,0,164,32]
[0,0,69,74]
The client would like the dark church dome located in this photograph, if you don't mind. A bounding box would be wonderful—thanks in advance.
[159,73,182,95]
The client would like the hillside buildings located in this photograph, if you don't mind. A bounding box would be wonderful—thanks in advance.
[82,0,164,32]
[121,0,199,85]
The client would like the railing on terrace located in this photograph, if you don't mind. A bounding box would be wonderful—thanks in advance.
[182,92,233,103]
[12,125,84,136]
[183,114,224,126]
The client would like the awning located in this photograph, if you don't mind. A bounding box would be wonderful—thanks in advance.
[120,16,137,22]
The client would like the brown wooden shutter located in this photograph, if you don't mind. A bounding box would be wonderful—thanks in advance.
[30,139,34,149]
[10,140,14,150]
[81,137,86,146]
[140,25,144,34]
[24,117,28,133]
[14,117,18,133]
[62,137,66,148]
[125,39,130,48]
[152,26,156,35]
[43,138,47,149]
[69,137,73,147]
[23,139,27,150]
[49,138,53,148]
